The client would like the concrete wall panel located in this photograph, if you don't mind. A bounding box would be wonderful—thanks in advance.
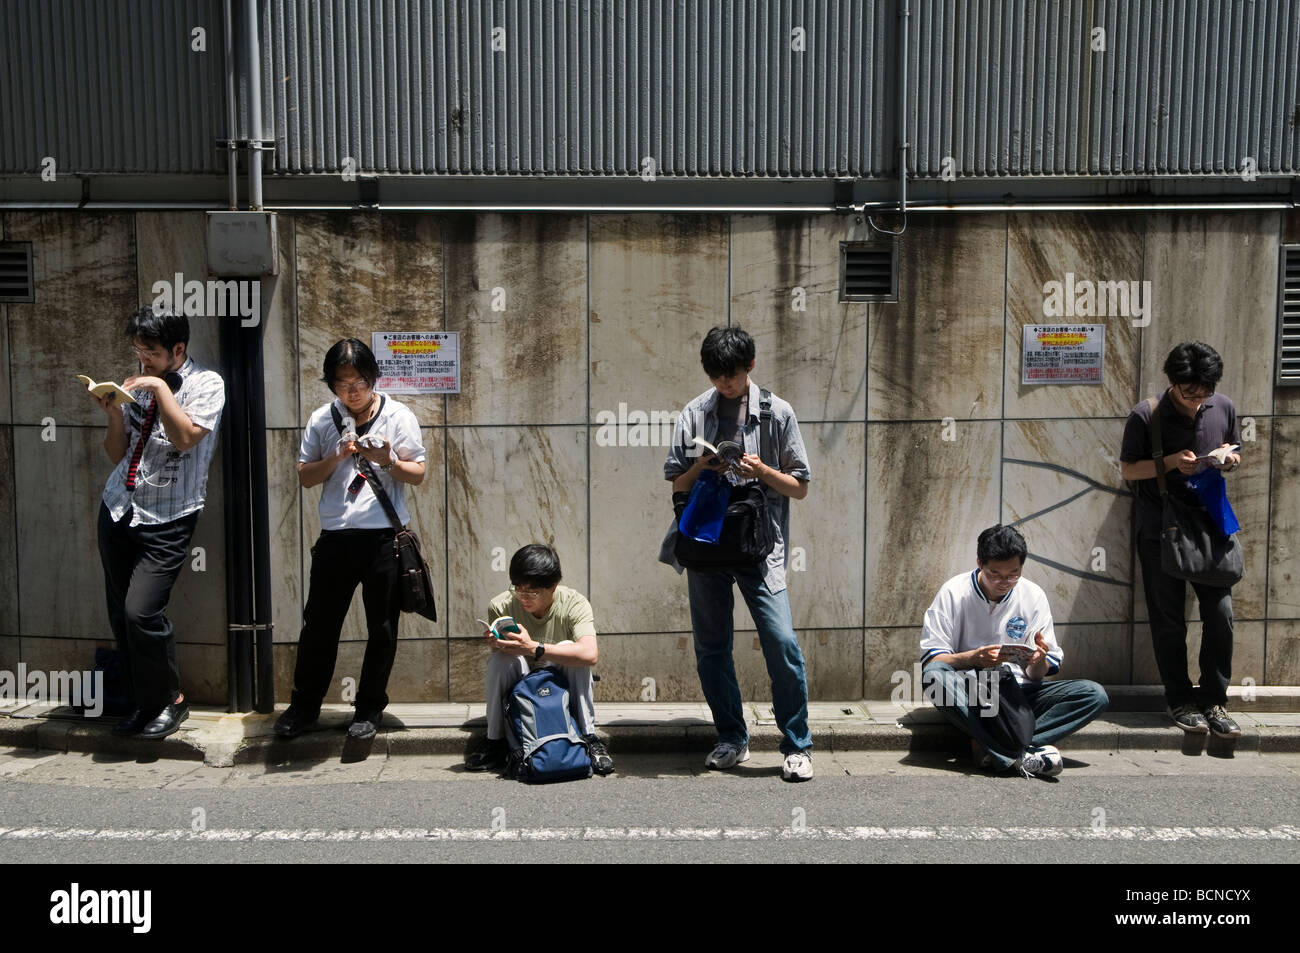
[295,213,445,428]
[1005,213,1144,419]
[7,212,135,427]
[866,421,1002,628]
[445,215,587,427]
[869,215,1006,421]
[1141,212,1280,417]
[729,215,869,422]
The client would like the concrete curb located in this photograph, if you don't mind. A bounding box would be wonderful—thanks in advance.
[3,699,1298,766]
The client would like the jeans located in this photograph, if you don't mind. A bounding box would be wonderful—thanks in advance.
[97,502,199,713]
[921,660,1109,770]
[687,565,811,756]
[1137,535,1234,708]
[291,529,401,715]
[483,640,596,741]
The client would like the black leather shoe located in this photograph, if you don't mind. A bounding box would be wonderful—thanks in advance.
[140,700,190,740]
[111,709,152,736]
[274,703,319,739]
[347,710,383,740]
[465,738,509,772]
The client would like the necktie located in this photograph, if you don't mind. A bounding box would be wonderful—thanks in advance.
[124,399,158,491]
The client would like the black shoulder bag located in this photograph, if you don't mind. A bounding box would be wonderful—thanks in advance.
[671,389,778,572]
[330,404,438,621]
[1147,396,1243,588]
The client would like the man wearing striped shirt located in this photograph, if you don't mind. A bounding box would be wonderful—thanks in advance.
[93,307,225,740]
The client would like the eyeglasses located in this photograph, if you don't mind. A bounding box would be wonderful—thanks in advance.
[333,378,372,393]
[131,345,166,359]
[1175,383,1215,401]
[510,585,550,599]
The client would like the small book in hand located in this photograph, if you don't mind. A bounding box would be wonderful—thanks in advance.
[76,375,137,407]
[1196,445,1240,464]
[691,435,745,466]
[476,616,522,639]
[997,642,1037,664]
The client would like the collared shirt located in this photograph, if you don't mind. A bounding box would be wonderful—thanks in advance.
[1119,390,1240,540]
[102,356,226,526]
[299,393,427,531]
[920,571,1063,684]
[660,380,811,593]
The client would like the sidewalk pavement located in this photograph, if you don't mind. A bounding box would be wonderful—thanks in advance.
[2,687,1298,768]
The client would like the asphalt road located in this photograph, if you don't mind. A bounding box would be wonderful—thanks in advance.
[1,746,1297,865]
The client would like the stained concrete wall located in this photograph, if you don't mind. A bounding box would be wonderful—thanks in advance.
[1,208,1297,704]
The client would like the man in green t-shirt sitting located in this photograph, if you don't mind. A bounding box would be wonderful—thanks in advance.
[465,544,614,775]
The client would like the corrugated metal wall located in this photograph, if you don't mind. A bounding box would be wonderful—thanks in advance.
[258,0,896,175]
[0,0,227,174]
[3,0,1298,178]
[909,0,1300,177]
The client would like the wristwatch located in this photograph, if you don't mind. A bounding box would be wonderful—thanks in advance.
[380,453,395,472]
[534,644,546,661]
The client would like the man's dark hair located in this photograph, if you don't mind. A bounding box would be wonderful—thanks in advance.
[126,306,189,351]
[700,326,756,378]
[1163,341,1223,391]
[977,525,1028,565]
[509,544,562,589]
[322,338,380,392]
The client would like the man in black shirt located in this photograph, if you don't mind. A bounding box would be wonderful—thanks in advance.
[1120,342,1242,737]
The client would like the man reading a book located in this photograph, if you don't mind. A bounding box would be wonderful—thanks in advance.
[659,326,815,782]
[92,307,225,739]
[464,544,613,775]
[920,525,1109,778]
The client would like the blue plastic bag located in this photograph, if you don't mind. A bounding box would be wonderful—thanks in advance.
[1187,468,1240,537]
[678,469,730,543]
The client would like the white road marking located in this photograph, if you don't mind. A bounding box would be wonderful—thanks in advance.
[0,825,1297,842]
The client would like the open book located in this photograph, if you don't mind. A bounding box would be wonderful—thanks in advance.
[691,435,745,466]
[996,642,1037,665]
[1196,445,1240,464]
[476,616,522,640]
[76,375,136,407]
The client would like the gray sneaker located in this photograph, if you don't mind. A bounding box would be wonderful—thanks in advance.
[1168,703,1209,734]
[704,742,750,770]
[1202,704,1240,739]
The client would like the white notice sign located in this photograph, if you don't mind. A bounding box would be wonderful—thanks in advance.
[372,332,460,394]
[1021,324,1105,385]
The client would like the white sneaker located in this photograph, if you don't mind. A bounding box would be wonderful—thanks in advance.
[1016,745,1064,779]
[782,751,814,782]
[704,742,750,770]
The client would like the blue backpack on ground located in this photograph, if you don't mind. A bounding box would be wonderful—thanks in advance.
[503,668,593,783]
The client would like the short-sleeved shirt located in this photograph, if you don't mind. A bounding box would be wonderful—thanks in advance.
[299,393,427,530]
[487,585,597,646]
[102,356,226,526]
[660,380,811,594]
[919,571,1063,684]
[1119,390,1239,541]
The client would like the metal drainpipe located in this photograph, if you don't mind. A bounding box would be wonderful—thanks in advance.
[223,0,238,210]
[871,0,909,235]
[243,0,264,210]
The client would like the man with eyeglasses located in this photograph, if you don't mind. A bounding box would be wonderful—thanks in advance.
[1120,341,1243,738]
[464,544,613,775]
[93,307,225,739]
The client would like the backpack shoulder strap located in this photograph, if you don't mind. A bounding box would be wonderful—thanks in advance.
[1145,395,1168,498]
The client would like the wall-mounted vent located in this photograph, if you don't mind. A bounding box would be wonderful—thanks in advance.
[1279,245,1300,386]
[0,243,34,303]
[840,242,897,302]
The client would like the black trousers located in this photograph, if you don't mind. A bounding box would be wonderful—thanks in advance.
[291,529,401,714]
[1137,535,1234,708]
[97,502,200,713]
